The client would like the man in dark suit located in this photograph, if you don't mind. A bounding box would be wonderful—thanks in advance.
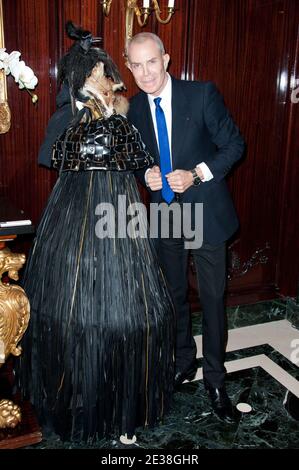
[126,33,245,422]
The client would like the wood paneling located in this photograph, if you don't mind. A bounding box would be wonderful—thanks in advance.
[276,3,299,297]
[0,0,54,222]
[0,0,298,301]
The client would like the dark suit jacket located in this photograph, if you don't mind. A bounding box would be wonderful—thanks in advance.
[127,77,245,245]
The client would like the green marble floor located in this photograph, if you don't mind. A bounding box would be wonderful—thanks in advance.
[25,298,299,449]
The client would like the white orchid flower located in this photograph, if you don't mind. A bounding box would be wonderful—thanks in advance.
[7,55,23,81]
[8,51,21,62]
[0,49,38,102]
[0,48,7,58]
[19,65,38,89]
[5,51,21,76]
[0,48,9,72]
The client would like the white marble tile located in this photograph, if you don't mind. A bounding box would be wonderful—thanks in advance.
[190,320,299,396]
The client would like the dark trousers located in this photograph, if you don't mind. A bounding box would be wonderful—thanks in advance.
[157,236,227,389]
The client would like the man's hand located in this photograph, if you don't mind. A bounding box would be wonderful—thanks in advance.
[166,169,199,193]
[145,165,163,191]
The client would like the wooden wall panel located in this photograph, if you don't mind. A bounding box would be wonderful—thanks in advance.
[225,0,298,299]
[0,0,101,225]
[276,2,299,297]
[176,0,299,301]
[0,0,54,222]
[102,0,132,93]
[0,0,298,302]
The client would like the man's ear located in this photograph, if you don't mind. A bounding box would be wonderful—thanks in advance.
[163,53,170,70]
[125,58,131,71]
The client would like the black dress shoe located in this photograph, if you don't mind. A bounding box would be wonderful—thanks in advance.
[174,360,198,387]
[206,386,235,423]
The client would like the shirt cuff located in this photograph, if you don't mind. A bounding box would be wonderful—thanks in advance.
[144,168,151,186]
[196,162,214,182]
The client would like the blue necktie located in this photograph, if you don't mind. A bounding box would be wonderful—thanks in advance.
[154,97,174,204]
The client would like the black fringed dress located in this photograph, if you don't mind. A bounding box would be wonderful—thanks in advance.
[19,106,175,442]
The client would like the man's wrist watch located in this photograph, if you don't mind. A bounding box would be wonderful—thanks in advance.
[191,168,201,186]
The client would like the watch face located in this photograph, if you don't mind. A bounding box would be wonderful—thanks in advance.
[192,169,201,186]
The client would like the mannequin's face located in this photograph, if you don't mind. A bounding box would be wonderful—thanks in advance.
[85,62,105,88]
[127,38,170,96]
[83,62,114,108]
[85,63,111,95]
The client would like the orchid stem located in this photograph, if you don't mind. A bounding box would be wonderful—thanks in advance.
[18,79,38,104]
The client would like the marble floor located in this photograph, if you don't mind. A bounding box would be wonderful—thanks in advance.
[26,298,299,449]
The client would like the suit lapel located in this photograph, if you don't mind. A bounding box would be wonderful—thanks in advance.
[133,80,190,168]
[171,78,190,169]
[135,93,160,164]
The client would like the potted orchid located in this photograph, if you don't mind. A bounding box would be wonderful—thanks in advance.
[0,48,38,103]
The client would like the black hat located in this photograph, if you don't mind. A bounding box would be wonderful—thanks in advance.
[58,21,124,101]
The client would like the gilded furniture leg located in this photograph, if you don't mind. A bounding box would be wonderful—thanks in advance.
[0,246,30,428]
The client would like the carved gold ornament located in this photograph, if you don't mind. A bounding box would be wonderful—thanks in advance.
[0,247,30,429]
[0,247,30,365]
[0,398,21,428]
[0,98,10,133]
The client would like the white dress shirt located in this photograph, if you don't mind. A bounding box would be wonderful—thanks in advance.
[148,73,173,163]
[146,74,214,183]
